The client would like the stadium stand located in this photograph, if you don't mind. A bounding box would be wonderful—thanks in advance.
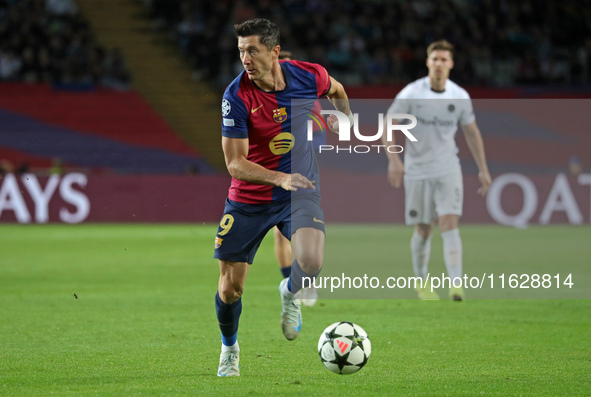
[0,0,131,89]
[0,83,213,174]
[136,0,591,177]
[142,0,591,89]
[1,1,590,177]
[0,1,590,224]
[74,0,224,170]
[0,0,219,173]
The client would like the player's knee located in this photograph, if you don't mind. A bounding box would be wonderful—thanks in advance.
[416,224,432,238]
[219,283,243,303]
[298,254,322,274]
[438,216,458,232]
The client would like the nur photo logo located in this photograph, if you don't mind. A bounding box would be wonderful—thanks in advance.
[306,110,418,153]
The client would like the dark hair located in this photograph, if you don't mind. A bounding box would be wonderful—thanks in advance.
[234,18,280,50]
[427,40,454,58]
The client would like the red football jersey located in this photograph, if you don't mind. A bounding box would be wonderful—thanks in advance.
[221,60,331,204]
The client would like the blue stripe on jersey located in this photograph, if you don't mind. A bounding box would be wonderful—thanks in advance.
[271,63,321,200]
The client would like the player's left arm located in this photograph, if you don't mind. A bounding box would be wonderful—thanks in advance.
[461,121,492,196]
[326,76,350,115]
[325,76,352,133]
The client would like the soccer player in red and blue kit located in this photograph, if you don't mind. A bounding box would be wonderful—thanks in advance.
[214,18,352,377]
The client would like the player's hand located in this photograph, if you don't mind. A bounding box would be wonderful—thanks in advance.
[477,171,492,196]
[387,157,404,188]
[280,173,316,191]
[327,114,339,134]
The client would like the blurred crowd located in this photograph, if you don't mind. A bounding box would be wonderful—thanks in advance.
[0,0,131,89]
[142,0,591,89]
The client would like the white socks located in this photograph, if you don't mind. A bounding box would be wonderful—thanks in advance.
[221,341,239,353]
[410,231,432,280]
[411,228,463,284]
[441,228,463,283]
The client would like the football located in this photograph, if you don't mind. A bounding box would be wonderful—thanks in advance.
[317,321,371,375]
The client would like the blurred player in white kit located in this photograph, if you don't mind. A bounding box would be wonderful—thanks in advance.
[384,40,492,300]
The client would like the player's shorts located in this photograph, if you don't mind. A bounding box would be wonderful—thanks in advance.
[404,173,463,225]
[213,194,325,264]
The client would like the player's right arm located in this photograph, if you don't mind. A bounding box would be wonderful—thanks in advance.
[381,120,404,188]
[222,136,315,192]
[383,86,413,188]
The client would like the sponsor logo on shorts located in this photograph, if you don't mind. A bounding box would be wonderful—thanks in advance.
[313,217,324,224]
[409,210,418,217]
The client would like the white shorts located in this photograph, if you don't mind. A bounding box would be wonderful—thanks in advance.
[404,173,463,225]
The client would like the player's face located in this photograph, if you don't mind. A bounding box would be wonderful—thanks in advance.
[426,50,454,81]
[238,35,278,82]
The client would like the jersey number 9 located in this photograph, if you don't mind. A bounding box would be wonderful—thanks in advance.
[218,214,235,236]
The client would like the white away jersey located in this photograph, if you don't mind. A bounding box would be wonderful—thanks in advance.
[387,76,475,179]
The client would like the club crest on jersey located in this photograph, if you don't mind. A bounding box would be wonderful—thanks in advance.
[272,107,288,123]
[215,237,223,249]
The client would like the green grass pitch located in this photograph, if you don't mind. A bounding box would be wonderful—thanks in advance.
[1,224,590,396]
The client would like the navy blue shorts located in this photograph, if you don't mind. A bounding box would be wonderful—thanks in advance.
[213,194,325,264]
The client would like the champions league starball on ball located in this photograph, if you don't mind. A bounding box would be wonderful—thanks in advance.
[317,321,371,375]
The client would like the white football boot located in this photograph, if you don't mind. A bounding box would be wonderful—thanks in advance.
[217,351,240,377]
[279,278,302,340]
